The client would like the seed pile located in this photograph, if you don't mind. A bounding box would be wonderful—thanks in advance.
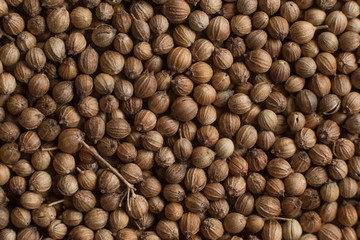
[0,0,359,239]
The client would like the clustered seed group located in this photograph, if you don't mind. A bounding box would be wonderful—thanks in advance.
[0,0,359,239]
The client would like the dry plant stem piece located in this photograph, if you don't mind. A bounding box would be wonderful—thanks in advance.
[0,27,14,41]
[119,188,129,207]
[264,216,292,221]
[40,147,58,151]
[80,140,136,191]
[47,199,65,207]
[316,25,328,30]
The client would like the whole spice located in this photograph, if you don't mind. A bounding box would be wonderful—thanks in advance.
[302,42,319,61]
[167,47,192,73]
[300,211,321,234]
[318,32,339,53]
[224,213,246,234]
[318,224,342,240]
[337,201,358,227]
[173,24,196,47]
[164,203,183,221]
[68,226,94,240]
[282,219,302,240]
[162,0,190,24]
[258,109,278,131]
[255,196,281,217]
[2,12,24,35]
[237,125,258,150]
[300,188,321,210]
[0,43,20,67]
[17,227,40,240]
[266,178,285,197]
[20,191,43,210]
[319,202,337,223]
[78,47,99,75]
[207,16,231,43]
[149,14,169,35]
[281,197,301,218]
[267,158,293,178]
[262,220,282,240]
[282,42,301,63]
[14,60,34,83]
[70,7,93,29]
[201,218,224,240]
[325,11,348,35]
[284,173,307,196]
[191,39,214,62]
[46,6,70,33]
[333,138,355,160]
[316,52,337,76]
[246,215,264,234]
[0,122,20,142]
[339,177,358,199]
[267,16,289,40]
[29,171,52,193]
[92,24,116,47]
[228,93,252,115]
[271,137,297,159]
[320,181,340,202]
[84,208,109,230]
[100,51,124,75]
[245,49,272,74]
[280,1,300,22]
[290,21,327,44]
[187,61,214,84]
[65,32,87,56]
[0,1,358,239]
[341,227,357,240]
[247,172,266,194]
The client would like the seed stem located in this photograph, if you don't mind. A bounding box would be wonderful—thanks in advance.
[131,189,136,198]
[179,128,183,139]
[264,216,292,221]
[0,28,14,41]
[119,189,128,207]
[40,147,59,151]
[127,188,131,210]
[315,25,328,30]
[80,140,136,191]
[48,199,65,207]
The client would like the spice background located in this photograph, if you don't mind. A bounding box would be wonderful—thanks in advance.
[0,0,359,239]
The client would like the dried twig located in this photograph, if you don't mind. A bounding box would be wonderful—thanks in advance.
[0,27,14,41]
[48,199,65,207]
[40,147,59,151]
[264,216,293,221]
[119,189,128,208]
[80,140,136,191]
